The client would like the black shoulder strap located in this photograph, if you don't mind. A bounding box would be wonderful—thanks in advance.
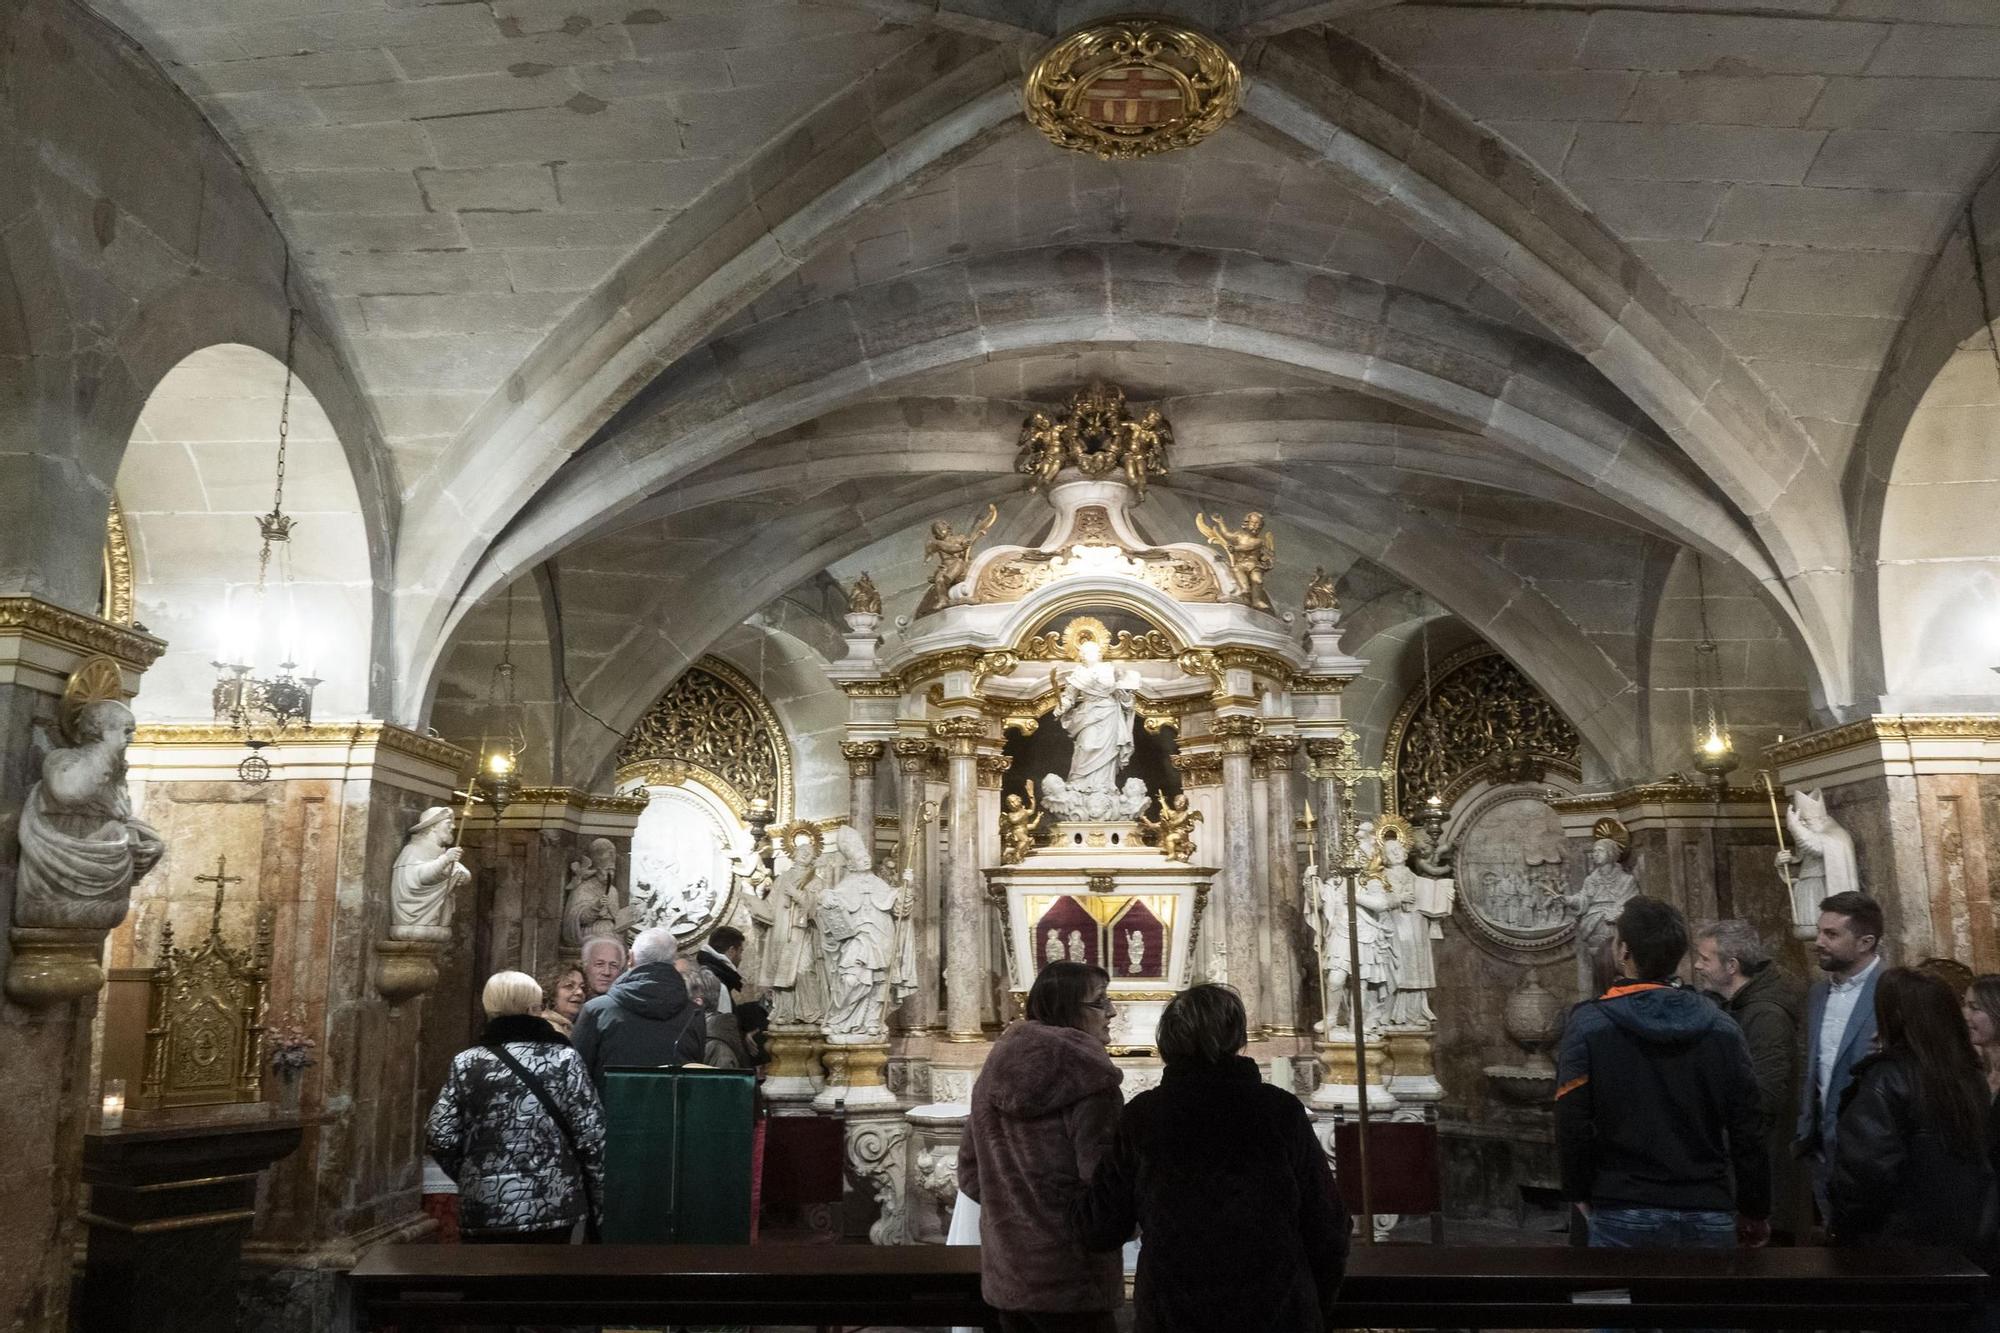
[485,1043,600,1242]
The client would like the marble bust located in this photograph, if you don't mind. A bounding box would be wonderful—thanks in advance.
[1562,836,1639,1000]
[389,806,471,942]
[560,836,623,948]
[15,699,163,930]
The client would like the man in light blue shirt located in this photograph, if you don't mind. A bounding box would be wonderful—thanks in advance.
[1795,891,1885,1217]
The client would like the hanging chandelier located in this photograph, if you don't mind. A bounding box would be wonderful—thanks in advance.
[467,589,527,818]
[211,307,320,777]
[1690,555,1739,793]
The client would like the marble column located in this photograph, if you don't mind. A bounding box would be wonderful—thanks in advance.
[1217,716,1262,1032]
[1259,736,1302,1037]
[842,741,883,848]
[1305,738,1347,867]
[892,738,937,1033]
[0,599,163,1333]
[935,718,985,1042]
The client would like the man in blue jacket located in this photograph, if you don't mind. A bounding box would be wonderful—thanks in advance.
[1556,896,1770,1250]
[1794,891,1885,1215]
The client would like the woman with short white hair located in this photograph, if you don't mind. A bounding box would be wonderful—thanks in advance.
[426,970,606,1243]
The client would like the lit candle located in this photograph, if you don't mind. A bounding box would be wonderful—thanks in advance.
[101,1078,125,1130]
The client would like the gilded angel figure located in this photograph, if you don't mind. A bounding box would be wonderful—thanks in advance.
[1195,510,1276,611]
[1016,411,1069,492]
[1138,792,1203,863]
[921,503,999,612]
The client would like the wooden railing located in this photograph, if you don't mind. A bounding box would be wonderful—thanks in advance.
[349,1242,1989,1331]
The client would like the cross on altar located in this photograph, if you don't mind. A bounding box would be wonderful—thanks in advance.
[195,855,244,933]
[1317,735,1391,870]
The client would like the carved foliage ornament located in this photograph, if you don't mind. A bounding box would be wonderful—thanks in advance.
[615,656,793,821]
[1386,647,1582,815]
[1025,19,1242,160]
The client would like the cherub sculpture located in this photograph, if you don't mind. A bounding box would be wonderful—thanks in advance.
[999,781,1041,866]
[1138,792,1203,863]
[1016,410,1069,492]
[1195,510,1276,611]
[1118,408,1172,499]
[847,572,882,616]
[921,503,999,613]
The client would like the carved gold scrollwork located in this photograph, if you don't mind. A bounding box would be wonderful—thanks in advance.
[614,656,793,822]
[1383,646,1582,815]
[139,871,272,1111]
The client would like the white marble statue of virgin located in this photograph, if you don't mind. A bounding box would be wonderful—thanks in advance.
[1043,635,1145,820]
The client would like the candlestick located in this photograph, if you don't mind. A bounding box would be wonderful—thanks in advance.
[101,1078,126,1130]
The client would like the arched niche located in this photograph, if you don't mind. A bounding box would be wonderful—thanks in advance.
[612,654,796,948]
[1876,345,2000,705]
[115,343,373,722]
[1382,645,1584,817]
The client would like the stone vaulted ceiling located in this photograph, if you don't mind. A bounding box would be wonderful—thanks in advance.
[80,0,2000,755]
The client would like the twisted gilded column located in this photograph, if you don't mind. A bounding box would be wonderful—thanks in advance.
[1257,735,1302,1037]
[935,717,986,1042]
[842,741,883,843]
[1216,715,1262,1032]
[892,737,937,1034]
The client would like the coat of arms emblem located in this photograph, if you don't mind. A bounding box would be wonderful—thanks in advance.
[1024,18,1242,160]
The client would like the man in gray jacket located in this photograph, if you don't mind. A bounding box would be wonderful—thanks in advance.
[1695,919,1808,1241]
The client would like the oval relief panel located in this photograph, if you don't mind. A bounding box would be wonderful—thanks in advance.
[1450,783,1576,961]
[628,784,747,944]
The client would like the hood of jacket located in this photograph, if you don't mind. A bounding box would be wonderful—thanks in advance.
[605,960,691,1021]
[1729,963,1804,1024]
[1597,981,1736,1048]
[980,1020,1121,1118]
[697,947,742,991]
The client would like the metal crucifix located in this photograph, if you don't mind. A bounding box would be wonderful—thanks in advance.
[1315,732,1392,1241]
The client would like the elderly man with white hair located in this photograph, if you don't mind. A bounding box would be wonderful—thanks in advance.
[571,927,705,1092]
[580,935,626,999]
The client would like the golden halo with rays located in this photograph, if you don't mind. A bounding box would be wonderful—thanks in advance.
[60,655,127,744]
[1375,812,1415,847]
[1059,616,1111,661]
[1591,816,1631,850]
[772,820,823,862]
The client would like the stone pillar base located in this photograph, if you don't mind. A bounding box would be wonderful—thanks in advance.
[814,1037,895,1112]
[372,939,442,1004]
[1310,1034,1397,1111]
[844,1107,911,1246]
[1383,1027,1444,1102]
[5,925,109,1007]
[762,1028,822,1113]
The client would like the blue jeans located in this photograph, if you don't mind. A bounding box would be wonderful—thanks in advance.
[1588,1207,1736,1333]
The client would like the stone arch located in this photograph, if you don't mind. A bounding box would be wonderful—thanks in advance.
[409,245,1775,704]
[116,343,376,721]
[1849,161,2000,709]
[1243,33,1853,702]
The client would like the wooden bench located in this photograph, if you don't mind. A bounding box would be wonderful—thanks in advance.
[348,1242,1989,1330]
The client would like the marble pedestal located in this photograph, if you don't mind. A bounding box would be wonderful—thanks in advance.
[762,1027,822,1113]
[1384,1027,1445,1102]
[905,1101,969,1244]
[78,1113,305,1333]
[1310,1033,1398,1112]
[814,1035,896,1112]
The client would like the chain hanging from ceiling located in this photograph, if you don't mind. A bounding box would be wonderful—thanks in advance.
[615,656,793,821]
[1384,646,1582,815]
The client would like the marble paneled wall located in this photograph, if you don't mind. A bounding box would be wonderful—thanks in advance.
[118,725,469,1270]
[1773,719,2000,971]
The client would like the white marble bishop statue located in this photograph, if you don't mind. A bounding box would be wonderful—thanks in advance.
[1041,631,1149,822]
[389,806,472,941]
[816,824,918,1040]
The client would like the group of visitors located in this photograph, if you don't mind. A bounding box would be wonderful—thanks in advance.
[423,925,761,1243]
[1559,888,2000,1268]
[959,965,1350,1333]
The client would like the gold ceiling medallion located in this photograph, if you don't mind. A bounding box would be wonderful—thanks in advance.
[1024,17,1242,161]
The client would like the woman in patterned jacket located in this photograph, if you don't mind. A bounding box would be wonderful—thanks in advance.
[427,971,607,1243]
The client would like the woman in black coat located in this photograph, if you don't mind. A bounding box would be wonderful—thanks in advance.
[1829,966,1995,1259]
[1072,984,1349,1333]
